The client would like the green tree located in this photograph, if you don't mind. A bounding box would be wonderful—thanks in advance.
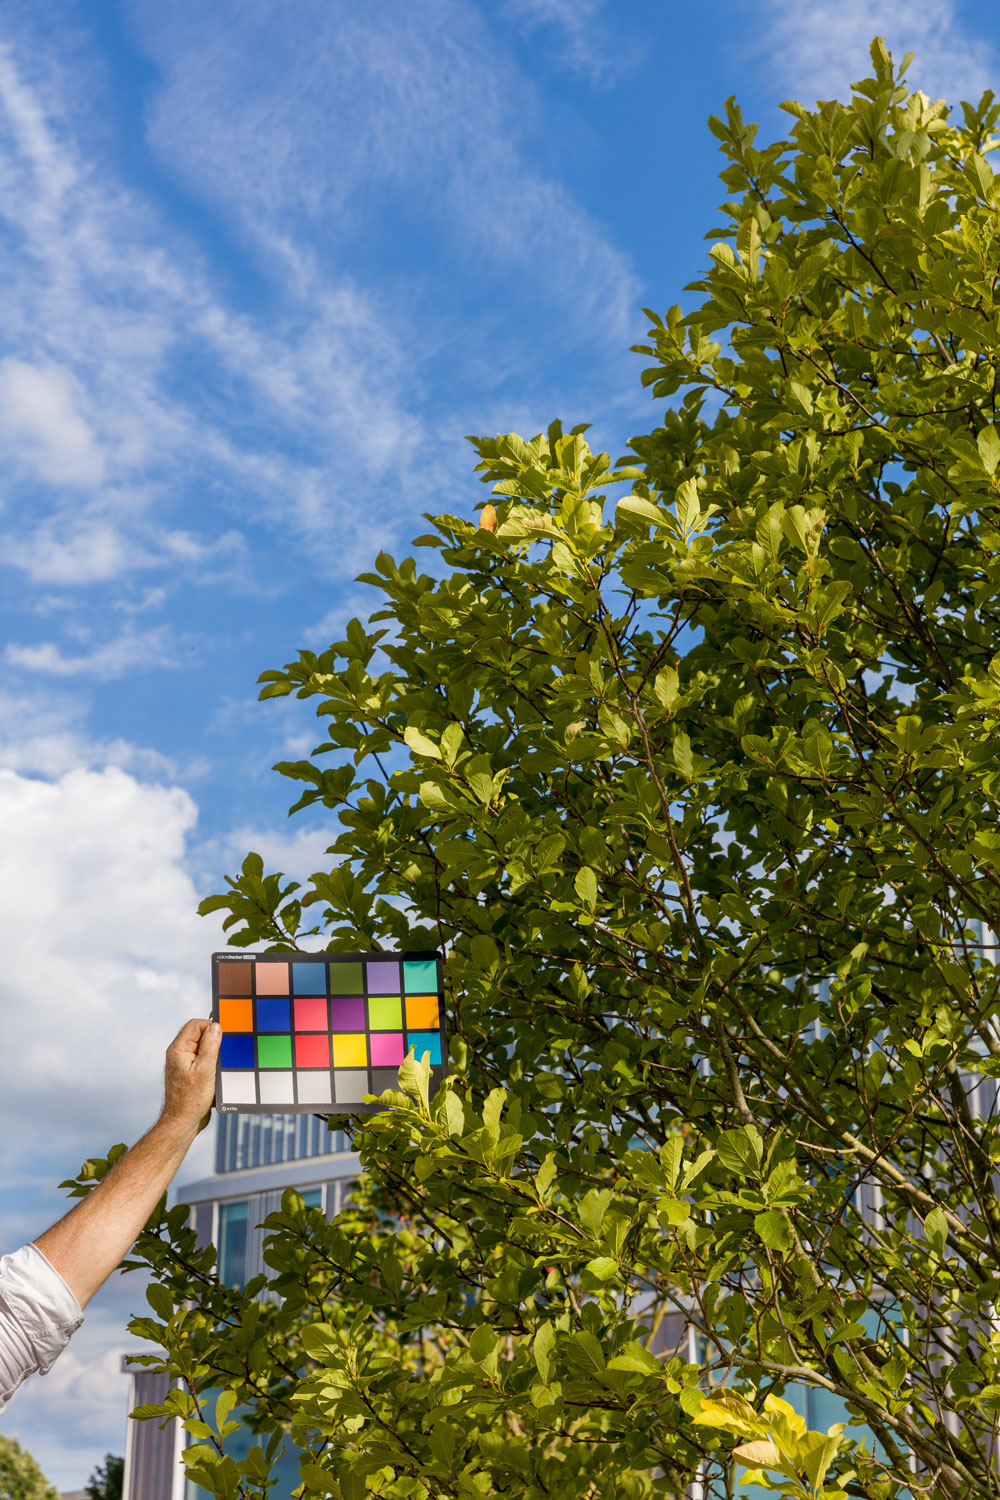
[0,1436,59,1500]
[85,1454,123,1500]
[72,37,1000,1500]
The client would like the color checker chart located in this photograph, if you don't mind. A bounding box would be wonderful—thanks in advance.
[211,950,447,1113]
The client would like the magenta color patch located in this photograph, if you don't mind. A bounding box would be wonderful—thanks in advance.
[329,995,365,1029]
[294,995,328,1031]
[370,1032,405,1066]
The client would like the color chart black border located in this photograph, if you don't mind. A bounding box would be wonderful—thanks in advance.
[210,949,447,1115]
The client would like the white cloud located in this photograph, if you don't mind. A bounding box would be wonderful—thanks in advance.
[759,0,997,107]
[499,0,625,83]
[3,518,142,584]
[4,625,182,679]
[130,0,640,348]
[0,1295,134,1491]
[0,357,105,486]
[0,688,190,779]
[0,21,428,578]
[194,821,334,895]
[0,766,213,1159]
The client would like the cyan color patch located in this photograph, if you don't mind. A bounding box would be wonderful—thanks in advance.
[406,1030,442,1064]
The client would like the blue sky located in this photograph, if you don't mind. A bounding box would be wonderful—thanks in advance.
[0,0,997,1488]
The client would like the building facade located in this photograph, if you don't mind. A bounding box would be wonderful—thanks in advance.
[121,1113,359,1500]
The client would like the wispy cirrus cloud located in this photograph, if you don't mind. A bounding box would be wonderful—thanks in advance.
[757,0,997,108]
[0,21,425,586]
[129,0,640,350]
[498,0,629,83]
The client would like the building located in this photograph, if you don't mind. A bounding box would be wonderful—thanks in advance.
[121,1112,359,1500]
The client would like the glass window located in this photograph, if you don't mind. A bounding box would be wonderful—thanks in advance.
[301,1187,323,1211]
[218,1200,249,1289]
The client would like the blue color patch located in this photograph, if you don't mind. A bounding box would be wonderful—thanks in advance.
[292,962,327,994]
[406,1030,442,1064]
[256,997,290,1032]
[219,1034,255,1069]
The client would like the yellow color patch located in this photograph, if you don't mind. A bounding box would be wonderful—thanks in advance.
[332,1033,368,1067]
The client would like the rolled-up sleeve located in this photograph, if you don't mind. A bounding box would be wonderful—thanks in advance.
[0,1244,83,1412]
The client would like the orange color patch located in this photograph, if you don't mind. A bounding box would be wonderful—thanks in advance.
[219,996,253,1032]
[405,994,439,1028]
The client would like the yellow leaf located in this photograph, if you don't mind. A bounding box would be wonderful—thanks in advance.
[733,1440,782,1468]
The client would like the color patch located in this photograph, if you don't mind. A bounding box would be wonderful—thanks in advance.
[217,961,253,996]
[371,1032,404,1066]
[371,1068,401,1094]
[405,994,439,1028]
[296,1071,333,1104]
[255,962,290,995]
[212,949,446,1114]
[292,962,327,995]
[219,996,253,1032]
[366,959,400,993]
[256,997,290,1032]
[296,1033,331,1068]
[327,961,364,995]
[333,1069,370,1103]
[407,1031,442,1064]
[403,959,437,993]
[220,1034,255,1069]
[329,996,365,1029]
[294,995,328,1031]
[258,1034,293,1069]
[258,1072,294,1105]
[220,1071,257,1104]
[368,995,402,1030]
[332,1033,368,1068]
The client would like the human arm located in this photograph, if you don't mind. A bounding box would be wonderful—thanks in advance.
[33,1017,221,1308]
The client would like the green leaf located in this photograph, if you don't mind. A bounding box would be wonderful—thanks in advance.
[717,1126,764,1177]
[585,1255,619,1281]
[754,1209,793,1251]
[575,866,598,910]
[404,724,442,759]
[533,1322,555,1383]
[923,1205,948,1257]
[979,425,1000,476]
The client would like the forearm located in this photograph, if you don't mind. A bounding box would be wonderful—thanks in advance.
[34,1113,199,1308]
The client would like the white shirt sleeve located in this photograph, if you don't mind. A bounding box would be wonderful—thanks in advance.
[0,1243,84,1413]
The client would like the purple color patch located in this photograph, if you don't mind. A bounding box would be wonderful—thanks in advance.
[329,995,365,1029]
[366,960,400,994]
[370,1032,405,1066]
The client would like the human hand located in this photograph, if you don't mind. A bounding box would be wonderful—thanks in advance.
[161,1018,222,1136]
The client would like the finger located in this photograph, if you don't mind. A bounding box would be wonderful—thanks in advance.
[168,1017,213,1056]
[196,1021,222,1060]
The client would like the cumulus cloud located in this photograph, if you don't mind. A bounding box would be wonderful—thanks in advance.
[0,1295,135,1491]
[0,687,183,778]
[758,0,997,108]
[0,357,105,486]
[0,766,212,1160]
[4,626,183,679]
